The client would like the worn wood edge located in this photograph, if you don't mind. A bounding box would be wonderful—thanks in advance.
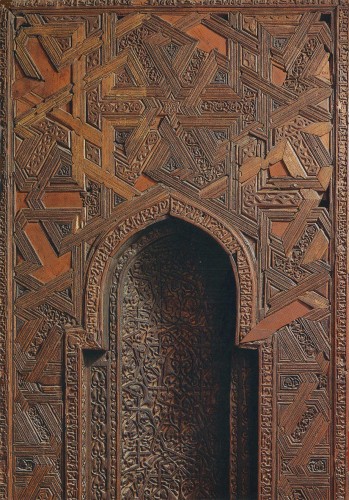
[0,3,347,499]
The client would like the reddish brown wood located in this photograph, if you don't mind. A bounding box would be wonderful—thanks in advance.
[0,2,348,499]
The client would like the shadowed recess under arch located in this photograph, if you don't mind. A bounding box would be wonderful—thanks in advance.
[85,218,258,499]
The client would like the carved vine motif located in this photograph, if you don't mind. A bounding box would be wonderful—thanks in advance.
[114,225,232,499]
[27,406,51,442]
[273,224,318,281]
[24,119,70,175]
[283,38,319,94]
[82,179,101,220]
[118,26,161,84]
[289,319,317,358]
[291,406,319,442]
[180,49,207,85]
[3,5,341,499]
[90,366,108,499]
[201,91,257,123]
[182,129,226,186]
[29,303,72,357]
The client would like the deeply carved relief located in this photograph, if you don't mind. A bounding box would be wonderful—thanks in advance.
[84,194,256,346]
[0,7,9,499]
[116,222,233,499]
[84,220,258,499]
[3,4,343,499]
[89,365,108,497]
[334,8,348,499]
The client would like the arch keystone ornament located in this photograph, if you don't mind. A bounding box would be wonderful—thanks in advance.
[0,2,347,499]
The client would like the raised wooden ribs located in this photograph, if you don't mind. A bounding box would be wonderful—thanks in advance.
[0,2,348,499]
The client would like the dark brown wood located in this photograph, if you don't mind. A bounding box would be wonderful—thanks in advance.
[85,219,258,499]
[0,2,348,499]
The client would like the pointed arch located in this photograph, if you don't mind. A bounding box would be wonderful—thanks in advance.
[84,190,257,349]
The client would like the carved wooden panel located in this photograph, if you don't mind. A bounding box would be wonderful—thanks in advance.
[83,220,258,499]
[0,1,348,499]
[117,223,233,499]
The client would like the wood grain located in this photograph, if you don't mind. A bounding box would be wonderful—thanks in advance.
[0,3,346,500]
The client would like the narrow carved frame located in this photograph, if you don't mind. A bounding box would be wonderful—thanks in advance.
[334,6,348,499]
[0,6,12,500]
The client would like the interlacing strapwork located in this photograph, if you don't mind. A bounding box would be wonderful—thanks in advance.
[12,9,333,498]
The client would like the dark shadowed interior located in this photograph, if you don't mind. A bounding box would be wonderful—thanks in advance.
[113,218,258,499]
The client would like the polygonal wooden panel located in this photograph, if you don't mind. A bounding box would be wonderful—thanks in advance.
[0,1,348,499]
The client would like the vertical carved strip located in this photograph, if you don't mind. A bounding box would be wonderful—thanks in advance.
[236,250,254,340]
[109,291,118,500]
[0,7,9,498]
[82,352,88,500]
[230,362,238,498]
[335,7,348,499]
[65,329,87,499]
[239,354,255,497]
[90,365,108,499]
[259,340,274,500]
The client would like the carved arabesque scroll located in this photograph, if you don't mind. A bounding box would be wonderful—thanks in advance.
[84,219,258,499]
[1,3,347,499]
[65,191,258,499]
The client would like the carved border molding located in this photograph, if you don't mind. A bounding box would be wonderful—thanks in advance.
[9,0,345,8]
[65,328,85,500]
[260,340,274,499]
[65,328,99,499]
[335,7,349,499]
[84,189,257,347]
[0,7,10,500]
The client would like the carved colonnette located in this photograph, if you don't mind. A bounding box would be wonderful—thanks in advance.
[260,340,274,500]
[0,2,346,499]
[65,328,94,499]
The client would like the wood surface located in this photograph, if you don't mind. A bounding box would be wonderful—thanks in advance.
[0,1,348,499]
